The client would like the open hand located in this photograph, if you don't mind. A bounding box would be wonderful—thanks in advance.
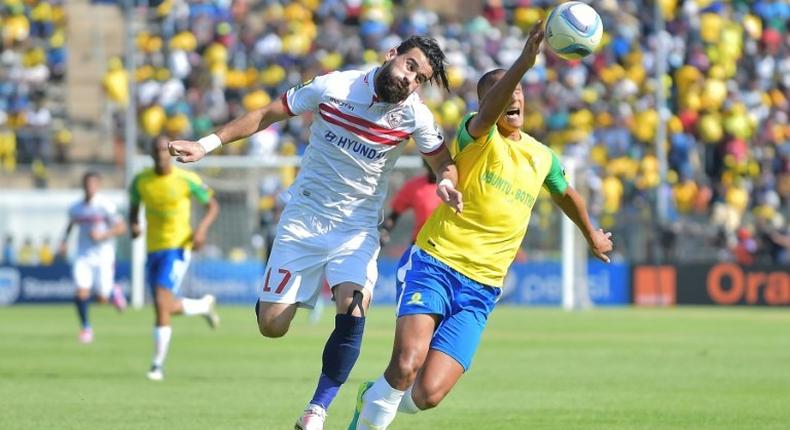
[589,229,613,263]
[168,140,206,163]
[437,181,463,214]
[521,20,545,68]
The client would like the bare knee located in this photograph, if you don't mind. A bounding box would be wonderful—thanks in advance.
[258,322,288,338]
[255,302,297,338]
[385,349,424,389]
[412,380,449,410]
[414,393,444,410]
[257,316,290,338]
[332,283,371,317]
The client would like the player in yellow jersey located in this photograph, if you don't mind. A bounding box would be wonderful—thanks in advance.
[130,136,220,381]
[348,23,613,429]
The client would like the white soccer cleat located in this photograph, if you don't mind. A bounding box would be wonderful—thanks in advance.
[295,404,327,430]
[110,284,128,312]
[146,365,164,381]
[79,327,93,344]
[203,294,220,329]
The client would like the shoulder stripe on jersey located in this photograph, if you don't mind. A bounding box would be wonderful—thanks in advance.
[319,103,409,138]
[319,106,407,145]
[320,112,402,145]
[281,93,295,117]
[73,216,106,223]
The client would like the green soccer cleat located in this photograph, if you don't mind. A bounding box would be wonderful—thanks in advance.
[346,380,374,430]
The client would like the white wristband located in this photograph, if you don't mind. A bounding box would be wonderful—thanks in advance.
[438,178,454,189]
[198,134,222,154]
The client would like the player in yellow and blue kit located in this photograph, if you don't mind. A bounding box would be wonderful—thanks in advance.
[130,136,220,381]
[349,22,613,429]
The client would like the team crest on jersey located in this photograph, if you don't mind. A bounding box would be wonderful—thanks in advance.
[386,110,404,128]
[406,292,424,306]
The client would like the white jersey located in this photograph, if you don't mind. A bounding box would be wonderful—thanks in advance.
[68,196,122,261]
[281,68,445,228]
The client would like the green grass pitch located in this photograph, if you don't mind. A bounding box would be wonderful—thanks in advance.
[1,305,788,429]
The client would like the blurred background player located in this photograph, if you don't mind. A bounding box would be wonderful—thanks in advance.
[130,136,220,381]
[59,171,127,344]
[380,160,442,248]
[380,160,442,299]
[168,36,462,430]
[350,23,612,429]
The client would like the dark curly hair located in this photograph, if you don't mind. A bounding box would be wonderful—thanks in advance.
[395,36,449,92]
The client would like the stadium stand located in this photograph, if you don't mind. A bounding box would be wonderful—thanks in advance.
[2,0,788,264]
[1,0,68,186]
[1,0,127,188]
[114,0,787,264]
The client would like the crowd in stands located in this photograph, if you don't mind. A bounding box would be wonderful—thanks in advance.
[1,1,784,265]
[111,0,788,264]
[1,0,71,183]
[0,0,785,265]
[2,234,56,266]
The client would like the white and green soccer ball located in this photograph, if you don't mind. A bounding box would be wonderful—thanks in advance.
[545,1,603,60]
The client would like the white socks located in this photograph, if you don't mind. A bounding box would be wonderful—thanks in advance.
[358,376,405,429]
[152,326,172,368]
[398,386,420,414]
[152,296,211,369]
[181,296,210,316]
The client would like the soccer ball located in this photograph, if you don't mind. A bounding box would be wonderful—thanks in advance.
[545,1,603,60]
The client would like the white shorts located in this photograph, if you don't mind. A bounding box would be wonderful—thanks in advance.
[260,209,380,309]
[73,257,115,298]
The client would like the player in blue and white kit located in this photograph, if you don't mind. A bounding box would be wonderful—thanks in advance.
[59,171,127,344]
[168,36,462,430]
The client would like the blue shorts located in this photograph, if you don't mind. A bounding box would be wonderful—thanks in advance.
[394,244,413,300]
[396,246,501,371]
[146,248,191,294]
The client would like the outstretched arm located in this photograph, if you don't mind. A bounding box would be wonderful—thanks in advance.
[466,22,544,139]
[551,187,613,263]
[169,101,291,163]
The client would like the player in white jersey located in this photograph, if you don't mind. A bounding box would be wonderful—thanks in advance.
[59,172,128,344]
[169,36,462,430]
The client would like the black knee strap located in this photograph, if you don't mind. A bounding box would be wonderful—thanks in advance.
[345,290,365,317]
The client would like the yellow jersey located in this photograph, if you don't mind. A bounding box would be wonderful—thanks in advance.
[416,112,568,287]
[130,167,213,252]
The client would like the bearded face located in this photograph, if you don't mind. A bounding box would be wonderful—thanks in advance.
[374,61,411,104]
[373,46,435,104]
